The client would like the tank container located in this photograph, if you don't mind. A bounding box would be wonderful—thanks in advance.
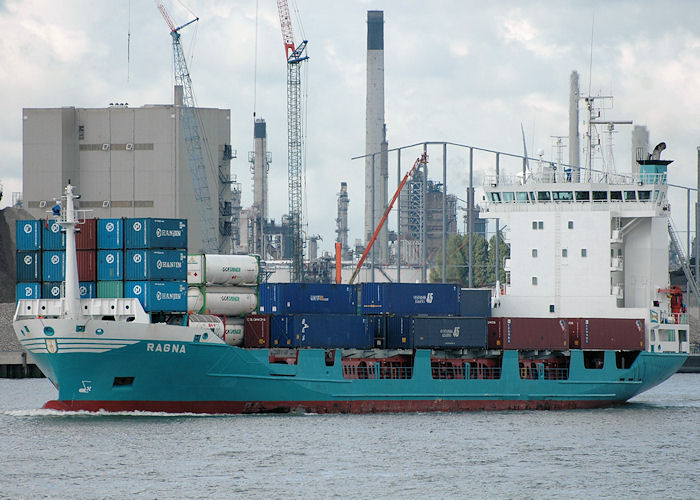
[15,220,41,251]
[187,254,204,284]
[42,250,65,282]
[204,254,259,285]
[97,281,123,298]
[224,317,245,346]
[124,218,187,249]
[75,218,97,250]
[188,314,225,340]
[412,317,487,348]
[571,318,645,350]
[360,283,460,315]
[77,250,96,281]
[16,251,41,282]
[97,249,123,281]
[125,249,187,281]
[259,283,357,314]
[42,220,65,250]
[16,282,40,300]
[459,289,491,317]
[244,314,270,348]
[293,314,372,349]
[97,218,124,249]
[125,280,188,312]
[187,286,257,315]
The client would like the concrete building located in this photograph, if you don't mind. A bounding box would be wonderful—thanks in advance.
[22,93,233,253]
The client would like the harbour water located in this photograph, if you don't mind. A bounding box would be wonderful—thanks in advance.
[1,374,698,499]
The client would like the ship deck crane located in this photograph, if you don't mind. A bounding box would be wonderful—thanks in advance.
[157,2,219,253]
[276,0,309,281]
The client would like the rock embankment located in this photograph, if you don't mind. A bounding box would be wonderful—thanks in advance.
[0,302,21,351]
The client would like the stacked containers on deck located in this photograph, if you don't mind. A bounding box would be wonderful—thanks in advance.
[16,220,42,300]
[187,254,259,346]
[124,218,188,313]
[97,218,124,298]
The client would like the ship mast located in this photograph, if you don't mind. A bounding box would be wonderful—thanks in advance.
[57,183,82,319]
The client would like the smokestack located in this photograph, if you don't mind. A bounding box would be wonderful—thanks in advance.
[569,71,580,180]
[336,181,350,256]
[253,118,268,221]
[365,10,388,263]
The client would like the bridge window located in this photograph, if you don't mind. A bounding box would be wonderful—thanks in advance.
[610,191,622,201]
[624,191,637,201]
[553,191,573,201]
[516,192,529,202]
[638,190,651,201]
[592,191,608,201]
[503,192,515,202]
[537,191,551,201]
[575,191,590,201]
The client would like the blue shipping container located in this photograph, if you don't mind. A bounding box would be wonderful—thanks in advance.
[365,315,387,348]
[15,220,41,251]
[42,220,65,250]
[125,249,187,281]
[16,282,40,300]
[259,283,358,314]
[361,283,460,315]
[42,282,63,299]
[97,218,124,249]
[412,317,487,349]
[124,218,188,249]
[97,250,123,281]
[294,314,372,349]
[16,251,41,282]
[270,315,294,347]
[79,282,96,299]
[459,289,492,317]
[386,315,413,349]
[125,281,187,312]
[42,250,65,282]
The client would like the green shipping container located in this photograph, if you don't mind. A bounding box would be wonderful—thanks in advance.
[97,281,124,298]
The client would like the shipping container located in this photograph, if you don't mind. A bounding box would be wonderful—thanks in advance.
[125,280,187,312]
[124,218,187,249]
[187,286,257,315]
[97,280,123,298]
[42,282,63,299]
[15,220,41,251]
[76,218,97,250]
[125,249,187,281]
[42,250,65,282]
[270,315,294,347]
[42,220,65,250]
[459,289,491,317]
[259,283,357,314]
[97,218,124,249]
[79,281,96,299]
[365,315,387,348]
[386,315,413,349]
[293,314,373,349]
[360,283,460,315]
[77,249,96,281]
[187,254,204,284]
[204,254,259,285]
[97,249,123,281]
[188,314,225,340]
[412,317,487,348]
[244,314,270,348]
[16,282,40,300]
[572,318,645,350]
[487,318,502,348]
[16,251,41,282]
[224,317,245,346]
[492,318,570,350]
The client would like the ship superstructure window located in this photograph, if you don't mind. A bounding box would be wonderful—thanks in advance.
[610,191,622,201]
[553,191,573,201]
[503,192,515,202]
[516,192,529,202]
[592,191,608,201]
[538,221,544,229]
[575,191,590,201]
[625,191,637,201]
[562,249,568,257]
[537,191,551,201]
[532,249,538,257]
[532,221,537,230]
[489,192,502,202]
[532,277,538,285]
[581,248,587,257]
[568,221,574,229]
[638,190,651,201]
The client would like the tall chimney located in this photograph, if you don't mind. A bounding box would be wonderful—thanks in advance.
[365,10,388,263]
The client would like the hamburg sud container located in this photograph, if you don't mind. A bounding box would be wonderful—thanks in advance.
[570,318,645,350]
[244,314,270,348]
[16,282,40,300]
[16,251,41,282]
[97,218,124,249]
[124,218,187,249]
[15,220,41,251]
[259,283,357,314]
[97,249,123,281]
[361,283,460,315]
[42,251,65,282]
[387,316,487,349]
[187,286,257,315]
[187,254,259,286]
[292,314,372,349]
[75,218,97,250]
[125,249,187,281]
[42,220,65,250]
[125,281,187,312]
[459,289,491,317]
[489,318,569,350]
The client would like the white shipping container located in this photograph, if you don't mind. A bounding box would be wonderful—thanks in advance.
[224,317,245,346]
[188,314,225,340]
[205,254,259,285]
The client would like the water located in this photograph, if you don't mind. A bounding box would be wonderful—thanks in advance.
[1,375,698,499]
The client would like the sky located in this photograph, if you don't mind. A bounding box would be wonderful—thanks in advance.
[2,0,700,255]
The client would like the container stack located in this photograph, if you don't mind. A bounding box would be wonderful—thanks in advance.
[97,218,124,298]
[187,254,259,346]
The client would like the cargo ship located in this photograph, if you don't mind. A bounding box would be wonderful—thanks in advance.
[13,146,689,412]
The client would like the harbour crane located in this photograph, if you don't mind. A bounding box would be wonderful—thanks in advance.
[157,2,219,253]
[276,0,309,281]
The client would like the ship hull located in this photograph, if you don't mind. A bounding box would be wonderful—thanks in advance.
[17,317,687,414]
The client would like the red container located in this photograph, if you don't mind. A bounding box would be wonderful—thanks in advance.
[76,218,97,250]
[492,317,569,350]
[244,314,270,348]
[572,318,645,350]
[77,250,96,282]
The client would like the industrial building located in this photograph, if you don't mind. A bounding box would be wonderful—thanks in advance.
[22,90,234,253]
